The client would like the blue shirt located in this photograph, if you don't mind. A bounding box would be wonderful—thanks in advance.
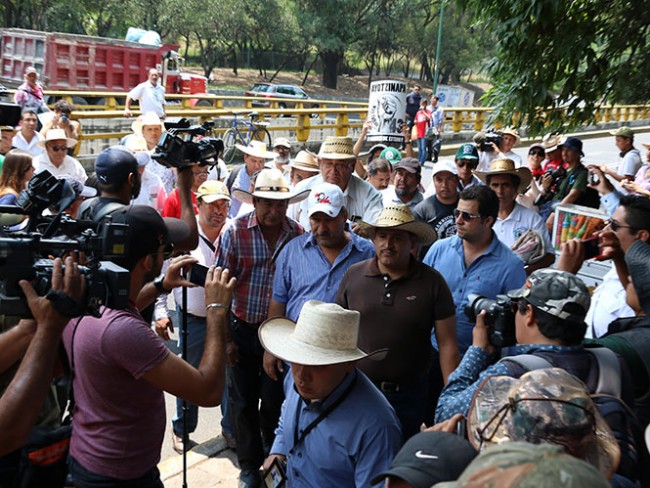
[271,369,402,488]
[229,166,253,217]
[435,343,583,422]
[423,234,526,354]
[272,229,375,321]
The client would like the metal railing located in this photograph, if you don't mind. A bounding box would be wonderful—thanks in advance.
[18,89,650,152]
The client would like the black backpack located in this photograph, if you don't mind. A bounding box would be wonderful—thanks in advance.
[500,348,642,484]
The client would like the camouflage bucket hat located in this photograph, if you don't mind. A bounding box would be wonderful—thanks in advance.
[466,368,620,480]
[506,269,590,323]
[433,442,610,488]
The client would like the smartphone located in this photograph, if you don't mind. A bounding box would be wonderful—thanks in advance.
[263,457,286,488]
[588,172,600,185]
[186,263,208,287]
[582,236,602,260]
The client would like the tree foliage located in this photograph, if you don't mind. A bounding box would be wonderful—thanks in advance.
[456,0,650,134]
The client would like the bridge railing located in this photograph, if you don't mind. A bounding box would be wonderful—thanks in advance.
[16,89,650,154]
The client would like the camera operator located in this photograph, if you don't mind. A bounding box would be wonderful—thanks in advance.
[0,256,84,456]
[435,269,634,424]
[62,205,234,487]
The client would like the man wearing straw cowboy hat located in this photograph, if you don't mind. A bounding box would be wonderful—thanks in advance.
[226,140,276,218]
[475,158,555,273]
[33,128,87,183]
[290,136,383,229]
[286,149,319,187]
[213,167,309,488]
[337,205,458,439]
[260,300,402,487]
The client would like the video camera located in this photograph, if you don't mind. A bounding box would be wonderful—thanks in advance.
[477,131,503,153]
[465,293,516,348]
[0,171,130,318]
[152,118,224,169]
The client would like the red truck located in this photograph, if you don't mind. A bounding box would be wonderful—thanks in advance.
[0,28,208,106]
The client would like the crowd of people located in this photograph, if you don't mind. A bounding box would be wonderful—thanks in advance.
[1,85,650,488]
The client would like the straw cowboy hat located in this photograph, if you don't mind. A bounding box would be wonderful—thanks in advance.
[497,126,520,144]
[234,140,276,160]
[474,158,532,194]
[318,136,356,160]
[357,205,437,245]
[259,300,387,366]
[37,128,77,148]
[542,132,563,152]
[288,150,319,173]
[131,111,166,136]
[232,167,309,205]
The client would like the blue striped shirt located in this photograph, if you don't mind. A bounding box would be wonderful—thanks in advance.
[272,229,376,321]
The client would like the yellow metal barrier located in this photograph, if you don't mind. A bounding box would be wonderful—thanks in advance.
[16,89,649,151]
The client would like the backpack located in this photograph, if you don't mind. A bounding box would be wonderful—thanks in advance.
[77,198,125,222]
[226,164,243,193]
[500,348,642,484]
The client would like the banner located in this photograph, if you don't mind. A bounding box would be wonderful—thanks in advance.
[366,80,406,144]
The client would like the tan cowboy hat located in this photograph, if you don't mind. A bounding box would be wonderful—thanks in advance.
[466,368,620,480]
[288,150,319,173]
[234,140,276,160]
[497,126,520,144]
[318,136,356,160]
[131,111,166,136]
[232,167,309,204]
[357,205,437,245]
[259,300,387,366]
[542,132,563,152]
[37,128,77,149]
[474,158,532,194]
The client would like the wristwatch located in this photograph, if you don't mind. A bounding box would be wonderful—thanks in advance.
[153,275,169,294]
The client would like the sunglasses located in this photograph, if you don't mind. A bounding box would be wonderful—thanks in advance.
[529,150,545,157]
[604,219,636,232]
[456,161,477,169]
[453,209,483,221]
[49,145,68,152]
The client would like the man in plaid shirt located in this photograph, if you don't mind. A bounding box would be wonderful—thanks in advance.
[213,168,308,488]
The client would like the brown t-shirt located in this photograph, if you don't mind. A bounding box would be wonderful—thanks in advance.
[336,257,455,384]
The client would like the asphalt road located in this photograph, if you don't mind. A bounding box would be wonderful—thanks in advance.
[158,131,647,463]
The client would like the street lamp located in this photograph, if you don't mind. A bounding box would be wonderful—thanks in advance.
[433,0,445,95]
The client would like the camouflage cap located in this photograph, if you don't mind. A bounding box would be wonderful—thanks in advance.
[466,368,620,479]
[433,442,610,488]
[506,269,590,323]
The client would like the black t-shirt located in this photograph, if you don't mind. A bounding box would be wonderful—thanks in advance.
[413,196,457,239]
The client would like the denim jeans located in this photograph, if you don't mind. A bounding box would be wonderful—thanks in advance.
[171,307,233,437]
[227,313,284,471]
[68,456,163,488]
[417,137,428,164]
[376,374,429,441]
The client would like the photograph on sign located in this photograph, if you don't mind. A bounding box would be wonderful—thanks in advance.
[367,80,406,144]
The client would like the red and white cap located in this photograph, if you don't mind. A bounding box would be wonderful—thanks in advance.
[307,182,345,218]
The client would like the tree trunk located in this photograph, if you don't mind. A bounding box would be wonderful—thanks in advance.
[269,57,289,83]
[230,46,238,76]
[302,54,318,86]
[320,50,340,89]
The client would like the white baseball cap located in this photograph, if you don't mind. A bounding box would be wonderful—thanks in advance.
[307,182,345,218]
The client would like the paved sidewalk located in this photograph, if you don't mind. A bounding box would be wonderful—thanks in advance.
[159,435,241,487]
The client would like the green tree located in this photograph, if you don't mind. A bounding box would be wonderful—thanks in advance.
[456,0,650,134]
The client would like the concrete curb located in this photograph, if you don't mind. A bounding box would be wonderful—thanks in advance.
[158,435,229,481]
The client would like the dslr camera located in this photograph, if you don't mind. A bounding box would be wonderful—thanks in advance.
[479,131,503,153]
[533,166,567,206]
[465,293,516,348]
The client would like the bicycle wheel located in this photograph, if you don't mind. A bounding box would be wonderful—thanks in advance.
[222,128,239,164]
[250,128,272,149]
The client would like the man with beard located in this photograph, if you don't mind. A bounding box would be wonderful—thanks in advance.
[381,157,423,209]
[271,137,291,173]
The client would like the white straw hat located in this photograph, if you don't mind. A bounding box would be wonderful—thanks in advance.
[232,168,309,204]
[259,300,387,366]
[37,128,77,149]
[235,140,276,159]
[318,136,356,160]
[357,205,437,244]
[131,111,165,136]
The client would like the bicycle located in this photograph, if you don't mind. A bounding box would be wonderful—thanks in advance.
[222,110,272,163]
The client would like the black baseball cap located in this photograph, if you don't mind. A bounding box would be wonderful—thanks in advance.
[371,431,477,487]
[110,205,190,262]
[95,146,138,186]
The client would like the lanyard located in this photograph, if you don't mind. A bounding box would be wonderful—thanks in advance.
[290,374,357,454]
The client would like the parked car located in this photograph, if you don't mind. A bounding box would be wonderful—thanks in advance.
[245,83,319,114]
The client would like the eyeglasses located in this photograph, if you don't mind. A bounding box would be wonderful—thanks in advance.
[456,160,477,169]
[453,209,483,221]
[529,150,545,157]
[192,170,209,177]
[604,219,636,232]
[49,145,68,152]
